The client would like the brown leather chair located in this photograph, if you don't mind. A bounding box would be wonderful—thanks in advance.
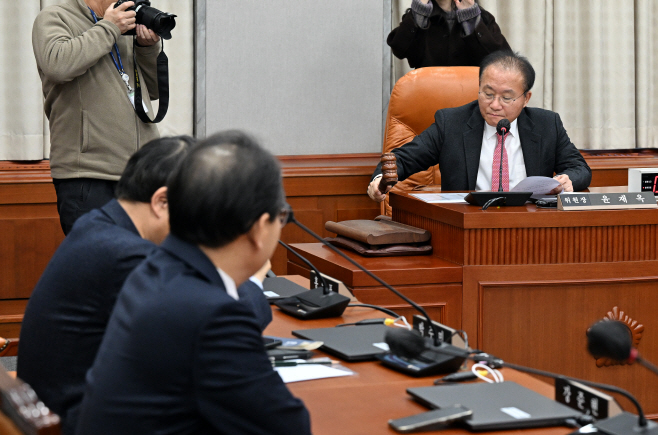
[382,67,480,215]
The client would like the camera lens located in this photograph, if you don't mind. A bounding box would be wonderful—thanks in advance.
[135,4,177,40]
[150,13,176,40]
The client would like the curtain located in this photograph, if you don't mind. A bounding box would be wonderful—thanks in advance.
[0,0,194,161]
[392,0,658,149]
[0,2,44,160]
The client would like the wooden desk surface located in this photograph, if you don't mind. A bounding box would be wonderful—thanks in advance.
[265,277,572,435]
[390,191,658,229]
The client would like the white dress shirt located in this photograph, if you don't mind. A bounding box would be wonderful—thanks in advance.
[216,267,239,300]
[475,119,527,191]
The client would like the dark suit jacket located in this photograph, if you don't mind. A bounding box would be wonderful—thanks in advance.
[75,235,311,435]
[374,101,592,192]
[18,200,272,435]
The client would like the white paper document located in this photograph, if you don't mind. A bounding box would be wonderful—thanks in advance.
[511,176,561,195]
[410,193,469,203]
[275,364,354,383]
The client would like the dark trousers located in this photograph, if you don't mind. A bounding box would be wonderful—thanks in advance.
[53,178,118,235]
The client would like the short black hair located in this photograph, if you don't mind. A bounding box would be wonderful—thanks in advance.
[167,130,286,248]
[115,135,196,203]
[479,50,536,93]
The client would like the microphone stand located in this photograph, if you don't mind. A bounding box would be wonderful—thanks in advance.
[411,343,658,435]
[274,239,350,320]
[286,212,443,346]
[279,240,329,291]
[632,350,658,377]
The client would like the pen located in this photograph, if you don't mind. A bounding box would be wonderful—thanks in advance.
[435,370,489,384]
[272,361,334,367]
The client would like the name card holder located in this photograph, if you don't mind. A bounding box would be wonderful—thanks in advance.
[558,192,657,211]
[555,378,622,419]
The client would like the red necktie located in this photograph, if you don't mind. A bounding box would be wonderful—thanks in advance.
[491,132,510,191]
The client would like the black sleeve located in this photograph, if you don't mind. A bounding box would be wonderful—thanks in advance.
[460,10,511,64]
[237,279,272,331]
[387,9,425,68]
[552,113,592,191]
[372,116,444,182]
[195,302,311,435]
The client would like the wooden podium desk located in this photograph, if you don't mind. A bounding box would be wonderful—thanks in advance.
[265,277,571,435]
[287,192,658,417]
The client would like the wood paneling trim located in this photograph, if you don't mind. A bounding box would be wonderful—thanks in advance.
[0,161,52,184]
[280,154,379,177]
[0,315,23,325]
[461,225,658,265]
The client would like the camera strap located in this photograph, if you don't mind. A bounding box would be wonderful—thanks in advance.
[132,39,170,124]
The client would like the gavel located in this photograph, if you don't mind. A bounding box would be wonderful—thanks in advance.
[378,152,398,194]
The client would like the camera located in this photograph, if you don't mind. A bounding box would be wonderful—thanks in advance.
[114,0,176,40]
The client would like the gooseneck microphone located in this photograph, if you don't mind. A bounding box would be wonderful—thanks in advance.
[274,239,350,320]
[280,210,443,344]
[495,119,511,192]
[278,240,330,291]
[385,327,658,435]
[587,320,658,377]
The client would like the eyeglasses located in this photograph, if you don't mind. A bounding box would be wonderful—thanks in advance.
[478,91,526,107]
[278,205,292,226]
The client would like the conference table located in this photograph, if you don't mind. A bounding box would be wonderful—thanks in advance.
[265,276,573,435]
[286,190,658,417]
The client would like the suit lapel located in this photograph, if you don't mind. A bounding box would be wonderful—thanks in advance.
[463,107,485,190]
[518,110,542,177]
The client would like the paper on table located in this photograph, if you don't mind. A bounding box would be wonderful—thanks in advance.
[511,176,561,195]
[410,193,469,203]
[275,364,354,384]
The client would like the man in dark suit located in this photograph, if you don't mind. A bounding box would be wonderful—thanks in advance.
[18,136,273,435]
[368,51,591,201]
[75,131,311,435]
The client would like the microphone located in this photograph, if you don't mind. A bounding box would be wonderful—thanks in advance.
[465,118,531,209]
[386,327,658,435]
[587,319,658,377]
[495,119,511,192]
[280,209,441,343]
[274,240,350,320]
[280,208,465,374]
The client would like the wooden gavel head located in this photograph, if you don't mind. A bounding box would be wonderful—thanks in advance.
[379,152,398,194]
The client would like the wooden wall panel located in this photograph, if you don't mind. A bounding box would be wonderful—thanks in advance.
[0,218,63,299]
[461,262,658,416]
[1,150,657,334]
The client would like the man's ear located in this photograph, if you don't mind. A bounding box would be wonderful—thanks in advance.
[523,91,532,108]
[150,186,168,219]
[248,213,271,250]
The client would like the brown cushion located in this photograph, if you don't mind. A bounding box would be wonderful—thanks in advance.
[325,236,433,257]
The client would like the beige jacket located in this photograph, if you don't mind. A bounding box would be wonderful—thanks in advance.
[33,0,160,180]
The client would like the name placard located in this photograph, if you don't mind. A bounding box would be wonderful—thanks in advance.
[555,378,622,419]
[558,192,657,211]
[309,270,356,301]
[412,315,466,349]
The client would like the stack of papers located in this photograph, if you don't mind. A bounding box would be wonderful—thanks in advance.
[274,359,354,383]
[410,177,562,203]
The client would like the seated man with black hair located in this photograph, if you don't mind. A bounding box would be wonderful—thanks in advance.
[75,131,311,435]
[18,135,272,435]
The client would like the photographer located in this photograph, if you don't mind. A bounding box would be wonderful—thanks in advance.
[388,0,510,68]
[33,0,162,235]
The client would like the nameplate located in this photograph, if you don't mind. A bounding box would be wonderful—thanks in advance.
[412,315,466,349]
[554,378,622,419]
[558,192,657,211]
[309,270,356,301]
